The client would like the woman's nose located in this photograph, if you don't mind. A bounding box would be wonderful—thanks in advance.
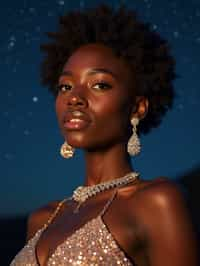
[67,91,88,108]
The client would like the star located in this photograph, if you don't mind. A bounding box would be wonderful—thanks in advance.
[80,0,85,8]
[19,9,25,15]
[8,36,16,50]
[24,129,30,135]
[58,0,65,6]
[29,7,36,13]
[196,37,200,43]
[48,11,54,17]
[32,96,38,102]
[196,10,200,17]
[173,31,179,38]
[177,103,184,111]
[35,26,41,32]
[152,24,158,30]
[4,153,15,160]
[164,20,169,25]
[3,111,9,117]
[10,122,16,129]
[27,111,33,116]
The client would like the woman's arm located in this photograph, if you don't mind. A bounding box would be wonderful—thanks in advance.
[136,180,199,266]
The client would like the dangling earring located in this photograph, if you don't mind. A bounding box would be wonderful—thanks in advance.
[127,117,141,156]
[60,141,75,158]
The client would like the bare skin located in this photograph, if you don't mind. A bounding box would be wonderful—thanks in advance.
[27,44,198,266]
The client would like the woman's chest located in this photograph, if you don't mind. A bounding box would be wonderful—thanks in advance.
[36,204,145,266]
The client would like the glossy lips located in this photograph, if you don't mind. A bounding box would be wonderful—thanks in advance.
[63,110,91,130]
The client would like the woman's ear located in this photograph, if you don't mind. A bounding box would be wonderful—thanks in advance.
[132,96,149,120]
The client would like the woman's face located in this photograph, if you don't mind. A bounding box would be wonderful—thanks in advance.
[55,43,137,151]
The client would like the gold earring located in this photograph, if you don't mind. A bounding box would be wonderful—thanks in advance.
[60,141,75,159]
[127,117,141,156]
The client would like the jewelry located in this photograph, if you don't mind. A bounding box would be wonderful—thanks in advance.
[72,171,139,212]
[60,141,75,158]
[127,117,141,156]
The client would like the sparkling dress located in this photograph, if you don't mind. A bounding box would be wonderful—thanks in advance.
[10,192,134,266]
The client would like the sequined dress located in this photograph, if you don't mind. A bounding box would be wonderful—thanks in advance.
[10,192,134,266]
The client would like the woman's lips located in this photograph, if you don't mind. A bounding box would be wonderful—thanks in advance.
[64,118,90,130]
[63,111,91,130]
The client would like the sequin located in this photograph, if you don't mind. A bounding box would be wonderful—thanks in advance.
[10,194,133,265]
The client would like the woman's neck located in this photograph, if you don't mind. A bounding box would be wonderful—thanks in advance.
[83,143,134,186]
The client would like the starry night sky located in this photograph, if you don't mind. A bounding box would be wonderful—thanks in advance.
[1,0,200,217]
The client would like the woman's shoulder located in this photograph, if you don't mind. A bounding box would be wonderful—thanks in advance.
[129,176,190,229]
[136,176,182,202]
[133,176,185,211]
[128,177,198,265]
[26,200,60,241]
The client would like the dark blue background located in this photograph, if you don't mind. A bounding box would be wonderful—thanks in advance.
[1,0,200,217]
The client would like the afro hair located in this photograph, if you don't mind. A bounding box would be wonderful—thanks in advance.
[40,4,176,134]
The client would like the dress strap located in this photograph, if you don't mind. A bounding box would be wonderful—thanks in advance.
[44,198,68,229]
[99,190,118,217]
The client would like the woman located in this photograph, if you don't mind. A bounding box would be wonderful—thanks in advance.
[11,4,198,266]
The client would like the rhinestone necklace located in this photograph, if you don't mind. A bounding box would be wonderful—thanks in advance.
[72,171,139,213]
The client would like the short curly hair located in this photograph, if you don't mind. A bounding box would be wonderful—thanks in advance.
[40,4,176,134]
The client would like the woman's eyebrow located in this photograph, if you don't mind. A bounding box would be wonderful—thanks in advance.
[60,68,118,79]
[86,68,117,79]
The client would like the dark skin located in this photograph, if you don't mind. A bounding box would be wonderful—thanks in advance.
[27,44,198,266]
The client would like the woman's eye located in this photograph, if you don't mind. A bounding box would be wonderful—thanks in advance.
[57,84,72,92]
[92,82,112,90]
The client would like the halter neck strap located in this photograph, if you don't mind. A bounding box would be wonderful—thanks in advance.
[99,189,118,217]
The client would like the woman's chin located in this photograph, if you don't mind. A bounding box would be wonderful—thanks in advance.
[65,137,89,149]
